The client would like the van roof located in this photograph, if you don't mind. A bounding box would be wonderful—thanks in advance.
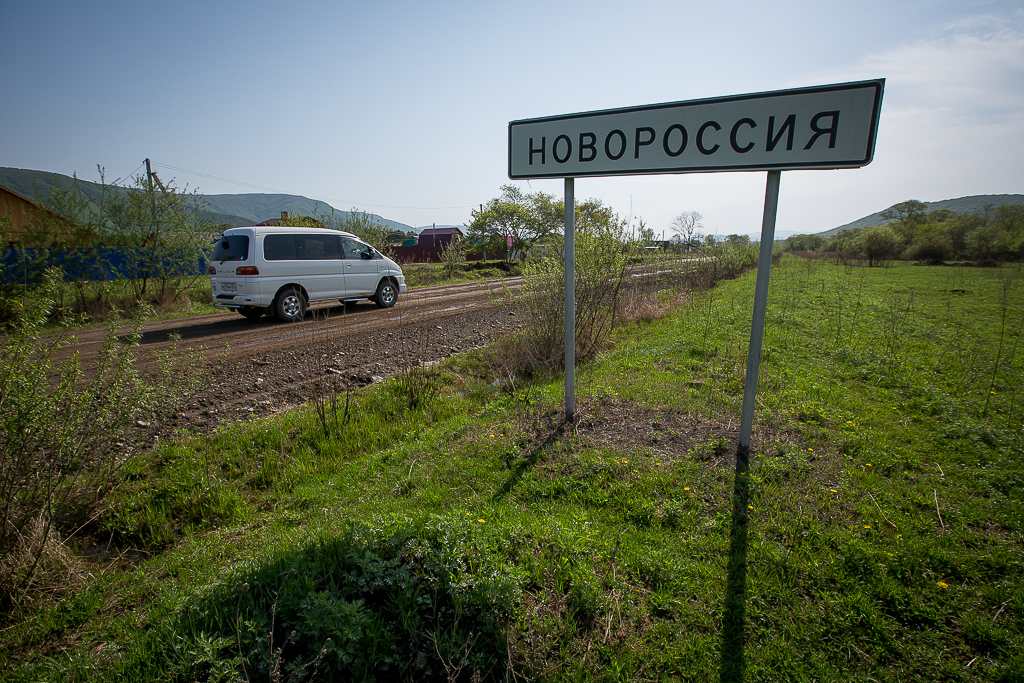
[223,226,357,238]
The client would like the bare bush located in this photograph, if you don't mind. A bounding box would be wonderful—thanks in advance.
[486,219,637,380]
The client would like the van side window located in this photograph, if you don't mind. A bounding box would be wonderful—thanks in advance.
[297,235,342,260]
[341,237,379,260]
[264,235,297,261]
[265,235,343,260]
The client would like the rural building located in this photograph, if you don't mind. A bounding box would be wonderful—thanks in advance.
[416,226,463,247]
[0,183,85,246]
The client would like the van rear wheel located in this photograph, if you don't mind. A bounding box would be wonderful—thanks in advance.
[275,288,306,322]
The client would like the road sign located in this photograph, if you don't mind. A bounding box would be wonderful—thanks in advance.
[509,79,883,179]
[510,80,883,433]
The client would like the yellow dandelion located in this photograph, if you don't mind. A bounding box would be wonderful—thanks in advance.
[748,505,754,510]
[990,391,996,395]
[684,487,691,491]
[830,489,838,493]
[864,525,871,529]
[866,463,873,467]
[808,448,814,452]
[937,581,949,589]
[478,519,485,523]
[846,421,853,425]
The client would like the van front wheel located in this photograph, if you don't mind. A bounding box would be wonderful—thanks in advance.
[374,280,398,308]
[275,288,306,322]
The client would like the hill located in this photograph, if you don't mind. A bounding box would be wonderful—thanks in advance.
[819,194,1024,237]
[0,167,414,232]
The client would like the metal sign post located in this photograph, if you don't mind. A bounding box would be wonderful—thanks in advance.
[738,171,781,453]
[564,177,576,419]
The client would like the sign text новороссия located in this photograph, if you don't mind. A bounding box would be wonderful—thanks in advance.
[508,80,884,179]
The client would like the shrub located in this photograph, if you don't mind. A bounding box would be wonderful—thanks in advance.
[0,271,209,609]
[439,237,467,278]
[487,218,636,380]
[161,520,521,682]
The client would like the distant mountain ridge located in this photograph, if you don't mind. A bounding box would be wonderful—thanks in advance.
[0,167,414,233]
[820,194,1024,237]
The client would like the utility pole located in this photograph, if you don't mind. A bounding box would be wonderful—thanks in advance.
[144,158,158,226]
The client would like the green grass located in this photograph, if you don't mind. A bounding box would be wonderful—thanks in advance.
[3,256,1022,681]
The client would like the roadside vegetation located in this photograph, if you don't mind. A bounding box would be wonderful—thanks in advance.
[784,199,1024,265]
[2,245,1020,681]
[1,168,219,324]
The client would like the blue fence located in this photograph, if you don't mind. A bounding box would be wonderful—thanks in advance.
[0,247,209,285]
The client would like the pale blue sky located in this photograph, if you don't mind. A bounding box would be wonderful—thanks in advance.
[2,1,1022,236]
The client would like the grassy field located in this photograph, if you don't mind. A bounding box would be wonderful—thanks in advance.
[3,256,1022,681]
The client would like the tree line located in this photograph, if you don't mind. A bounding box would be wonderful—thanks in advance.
[784,200,1024,265]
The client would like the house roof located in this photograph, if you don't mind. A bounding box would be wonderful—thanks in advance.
[420,227,463,236]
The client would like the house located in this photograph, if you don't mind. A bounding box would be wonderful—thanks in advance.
[417,226,463,247]
[0,184,87,246]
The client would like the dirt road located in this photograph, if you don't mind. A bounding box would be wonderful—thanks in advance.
[59,277,525,435]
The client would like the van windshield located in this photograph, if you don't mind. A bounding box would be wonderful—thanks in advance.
[213,235,249,262]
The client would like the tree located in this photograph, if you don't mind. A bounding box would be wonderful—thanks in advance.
[880,200,927,227]
[783,234,826,252]
[880,200,928,246]
[944,214,979,260]
[670,211,704,251]
[104,171,217,301]
[854,224,900,267]
[465,186,562,262]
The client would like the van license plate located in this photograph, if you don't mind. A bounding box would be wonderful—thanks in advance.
[222,283,236,292]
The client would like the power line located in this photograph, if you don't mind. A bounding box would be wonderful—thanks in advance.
[150,160,477,211]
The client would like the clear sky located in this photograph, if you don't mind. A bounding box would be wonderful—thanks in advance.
[2,1,1021,237]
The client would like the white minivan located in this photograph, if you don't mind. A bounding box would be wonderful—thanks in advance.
[209,226,407,322]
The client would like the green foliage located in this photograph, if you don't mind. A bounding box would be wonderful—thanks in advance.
[785,200,1024,265]
[439,236,467,278]
[465,185,562,262]
[102,171,217,301]
[0,271,210,608]
[486,196,638,379]
[5,167,221,320]
[163,521,519,682]
[855,223,900,266]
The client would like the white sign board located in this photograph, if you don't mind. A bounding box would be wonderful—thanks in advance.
[508,80,883,179]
